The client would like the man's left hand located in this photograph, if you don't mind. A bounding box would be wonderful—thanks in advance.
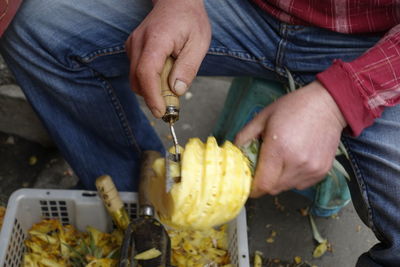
[235,81,347,198]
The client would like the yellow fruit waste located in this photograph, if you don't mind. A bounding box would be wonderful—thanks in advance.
[150,136,252,230]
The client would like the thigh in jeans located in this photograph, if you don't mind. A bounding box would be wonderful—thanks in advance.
[342,106,400,266]
[200,0,282,79]
[274,21,400,266]
[0,0,164,191]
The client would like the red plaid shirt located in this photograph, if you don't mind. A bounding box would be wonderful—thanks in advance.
[252,0,400,135]
[0,0,22,36]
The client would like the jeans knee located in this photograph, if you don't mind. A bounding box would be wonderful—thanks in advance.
[3,0,83,66]
[7,0,59,40]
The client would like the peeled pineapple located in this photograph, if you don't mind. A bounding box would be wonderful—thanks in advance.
[150,136,252,230]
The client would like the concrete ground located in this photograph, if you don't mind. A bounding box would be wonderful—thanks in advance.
[0,73,377,266]
[142,77,378,267]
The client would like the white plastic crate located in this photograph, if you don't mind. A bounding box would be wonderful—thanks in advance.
[0,189,250,267]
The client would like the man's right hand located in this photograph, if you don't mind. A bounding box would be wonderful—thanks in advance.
[125,0,211,118]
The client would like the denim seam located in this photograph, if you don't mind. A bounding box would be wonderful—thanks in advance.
[275,23,288,72]
[274,24,307,85]
[207,48,277,76]
[208,47,263,59]
[93,70,142,154]
[80,45,126,63]
[207,47,304,86]
[273,66,305,87]
[285,24,306,31]
[342,138,380,236]
[208,46,264,59]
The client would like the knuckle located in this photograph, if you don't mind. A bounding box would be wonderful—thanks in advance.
[268,188,281,196]
[305,160,320,174]
[281,179,294,191]
[130,29,140,39]
[257,179,280,196]
[256,180,270,194]
[320,164,332,177]
[127,30,142,48]
[295,153,309,166]
[303,159,327,177]
[136,64,148,80]
[295,183,309,191]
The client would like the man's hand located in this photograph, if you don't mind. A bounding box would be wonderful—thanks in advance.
[125,0,211,118]
[235,81,347,197]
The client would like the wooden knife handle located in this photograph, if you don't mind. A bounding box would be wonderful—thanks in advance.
[161,56,179,122]
[95,175,130,230]
[96,175,124,212]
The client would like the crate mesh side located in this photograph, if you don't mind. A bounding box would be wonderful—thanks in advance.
[5,219,25,267]
[228,222,239,267]
[39,200,69,224]
[124,202,138,219]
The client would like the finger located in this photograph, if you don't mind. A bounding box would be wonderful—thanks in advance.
[125,35,133,60]
[234,108,270,146]
[125,31,144,96]
[169,38,209,95]
[136,49,170,118]
[250,136,284,198]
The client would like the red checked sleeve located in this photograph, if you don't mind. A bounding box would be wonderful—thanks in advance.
[317,25,400,136]
[0,0,22,37]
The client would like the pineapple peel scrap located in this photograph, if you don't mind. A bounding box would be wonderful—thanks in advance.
[309,214,329,258]
[23,219,121,267]
[134,248,162,260]
[254,251,263,267]
[0,206,5,230]
[313,241,328,258]
[168,225,231,267]
[86,258,116,267]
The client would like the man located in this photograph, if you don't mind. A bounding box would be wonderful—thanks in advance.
[0,0,399,265]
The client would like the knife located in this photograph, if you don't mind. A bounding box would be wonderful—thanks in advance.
[160,56,181,192]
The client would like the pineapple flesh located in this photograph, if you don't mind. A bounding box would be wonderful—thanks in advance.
[151,136,252,230]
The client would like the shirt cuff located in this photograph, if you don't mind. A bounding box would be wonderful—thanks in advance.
[316,60,375,136]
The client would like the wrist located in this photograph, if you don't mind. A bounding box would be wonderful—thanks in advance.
[308,81,347,129]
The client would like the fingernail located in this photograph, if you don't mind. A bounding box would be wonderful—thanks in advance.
[173,79,187,95]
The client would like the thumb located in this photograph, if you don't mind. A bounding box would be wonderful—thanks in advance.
[249,138,284,198]
[234,108,270,146]
[169,44,206,96]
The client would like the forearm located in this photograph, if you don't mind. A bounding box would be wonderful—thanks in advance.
[317,24,400,136]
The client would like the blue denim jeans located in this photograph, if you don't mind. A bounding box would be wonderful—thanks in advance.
[1,0,399,265]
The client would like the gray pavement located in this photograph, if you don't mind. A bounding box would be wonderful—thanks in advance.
[0,74,377,266]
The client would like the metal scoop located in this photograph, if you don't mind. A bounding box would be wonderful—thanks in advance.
[95,151,172,267]
[131,150,172,267]
[160,56,181,192]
